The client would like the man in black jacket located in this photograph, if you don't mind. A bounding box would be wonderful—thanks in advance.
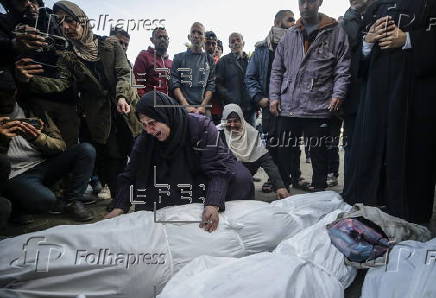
[216,33,255,126]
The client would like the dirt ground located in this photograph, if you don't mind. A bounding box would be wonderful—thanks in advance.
[2,148,435,297]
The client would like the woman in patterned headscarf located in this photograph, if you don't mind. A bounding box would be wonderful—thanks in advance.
[17,0,142,211]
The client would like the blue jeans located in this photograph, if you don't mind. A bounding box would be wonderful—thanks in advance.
[3,143,96,213]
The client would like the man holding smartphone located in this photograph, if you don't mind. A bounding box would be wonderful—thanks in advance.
[0,68,96,223]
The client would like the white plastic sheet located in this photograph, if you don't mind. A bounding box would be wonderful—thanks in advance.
[0,191,348,298]
[361,238,436,298]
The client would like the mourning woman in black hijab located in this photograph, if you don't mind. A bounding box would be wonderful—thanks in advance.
[105,92,254,232]
[344,0,436,224]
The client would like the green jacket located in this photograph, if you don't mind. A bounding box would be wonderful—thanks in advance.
[29,36,142,144]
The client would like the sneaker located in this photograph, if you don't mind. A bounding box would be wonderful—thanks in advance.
[89,178,103,195]
[48,199,66,215]
[65,201,94,222]
[327,174,339,187]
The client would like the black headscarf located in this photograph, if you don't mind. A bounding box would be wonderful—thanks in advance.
[133,92,202,210]
[135,91,189,160]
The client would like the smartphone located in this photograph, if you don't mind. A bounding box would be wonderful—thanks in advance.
[1,118,43,130]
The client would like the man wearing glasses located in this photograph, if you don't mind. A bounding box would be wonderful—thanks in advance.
[269,0,351,192]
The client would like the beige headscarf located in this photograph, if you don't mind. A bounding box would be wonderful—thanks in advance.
[222,104,268,163]
[264,26,288,51]
[54,1,99,61]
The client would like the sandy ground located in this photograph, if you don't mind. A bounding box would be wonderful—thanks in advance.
[2,147,435,297]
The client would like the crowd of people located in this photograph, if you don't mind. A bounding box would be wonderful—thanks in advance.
[0,0,435,234]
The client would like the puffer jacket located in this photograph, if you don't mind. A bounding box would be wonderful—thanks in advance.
[269,14,351,118]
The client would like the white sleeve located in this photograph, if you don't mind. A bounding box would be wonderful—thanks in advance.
[362,40,375,57]
[402,32,412,50]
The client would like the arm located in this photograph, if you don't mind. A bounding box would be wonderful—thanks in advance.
[133,52,148,97]
[269,40,285,115]
[343,8,363,51]
[201,56,216,107]
[195,117,234,211]
[215,58,235,105]
[113,40,133,103]
[332,28,352,101]
[170,54,187,104]
[245,51,267,106]
[257,153,285,191]
[27,55,73,94]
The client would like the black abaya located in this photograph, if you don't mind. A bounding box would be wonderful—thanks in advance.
[344,0,436,223]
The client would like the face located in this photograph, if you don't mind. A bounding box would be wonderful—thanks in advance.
[56,10,85,41]
[225,117,243,132]
[229,34,244,54]
[151,29,169,51]
[214,47,222,58]
[205,39,217,55]
[116,34,130,52]
[138,114,171,142]
[11,0,39,20]
[299,0,322,21]
[188,24,205,49]
[280,12,295,29]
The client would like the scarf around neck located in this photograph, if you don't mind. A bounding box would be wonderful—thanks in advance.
[265,26,288,51]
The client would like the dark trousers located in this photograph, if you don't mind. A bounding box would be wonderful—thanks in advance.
[3,143,95,213]
[277,117,329,189]
[327,117,343,177]
[343,115,356,189]
[243,110,257,127]
[0,154,11,228]
[81,116,133,199]
[0,154,10,194]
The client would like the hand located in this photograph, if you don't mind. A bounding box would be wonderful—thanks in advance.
[17,120,43,141]
[15,58,44,83]
[197,106,206,115]
[328,98,343,112]
[276,188,290,199]
[378,26,407,49]
[200,205,219,232]
[364,16,395,44]
[259,98,269,108]
[0,118,21,138]
[117,97,131,114]
[270,99,281,117]
[104,208,124,219]
[185,106,198,113]
[14,25,48,52]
